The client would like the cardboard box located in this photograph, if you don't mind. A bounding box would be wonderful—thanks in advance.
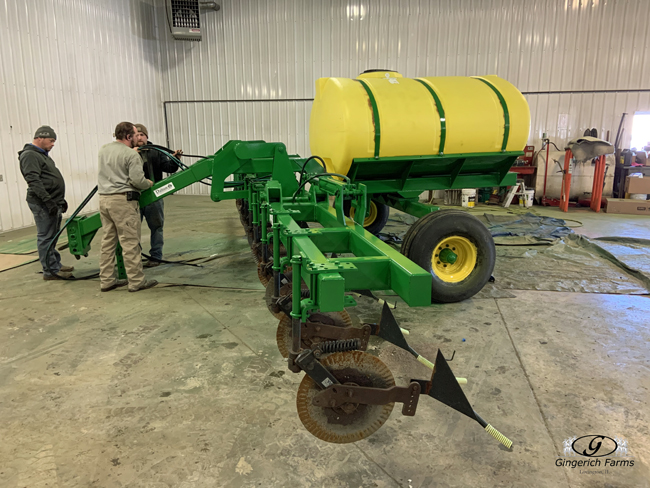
[624,176,650,194]
[606,198,650,215]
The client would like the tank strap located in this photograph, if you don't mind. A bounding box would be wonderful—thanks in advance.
[473,77,511,152]
[414,79,447,155]
[355,79,381,158]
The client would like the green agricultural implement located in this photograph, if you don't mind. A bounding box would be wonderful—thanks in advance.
[65,68,531,447]
[64,139,517,447]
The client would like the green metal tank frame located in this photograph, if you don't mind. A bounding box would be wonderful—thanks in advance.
[348,151,518,216]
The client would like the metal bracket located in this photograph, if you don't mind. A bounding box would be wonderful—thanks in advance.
[295,349,339,389]
[312,382,421,416]
[303,323,372,351]
[306,262,357,273]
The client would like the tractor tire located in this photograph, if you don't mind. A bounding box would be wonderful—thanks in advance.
[405,210,495,303]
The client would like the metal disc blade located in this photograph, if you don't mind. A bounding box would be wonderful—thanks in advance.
[257,261,272,286]
[251,242,262,264]
[296,351,395,443]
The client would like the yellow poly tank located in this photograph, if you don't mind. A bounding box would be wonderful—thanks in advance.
[309,71,530,176]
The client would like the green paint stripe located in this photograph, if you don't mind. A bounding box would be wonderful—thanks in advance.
[474,77,510,152]
[415,79,447,154]
[356,79,381,158]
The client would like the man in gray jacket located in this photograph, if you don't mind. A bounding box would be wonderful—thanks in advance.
[98,122,157,292]
[18,125,75,280]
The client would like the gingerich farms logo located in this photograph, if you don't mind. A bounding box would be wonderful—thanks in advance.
[556,435,634,474]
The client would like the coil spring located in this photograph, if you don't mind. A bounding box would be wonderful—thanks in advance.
[318,339,360,354]
[300,289,311,298]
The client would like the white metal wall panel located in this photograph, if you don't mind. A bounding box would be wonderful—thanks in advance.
[5,0,646,221]
[156,0,650,199]
[165,101,312,195]
[0,0,164,232]
[158,0,650,96]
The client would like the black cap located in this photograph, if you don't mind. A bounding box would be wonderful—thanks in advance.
[34,125,57,140]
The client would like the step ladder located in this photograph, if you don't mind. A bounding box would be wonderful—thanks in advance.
[502,181,527,208]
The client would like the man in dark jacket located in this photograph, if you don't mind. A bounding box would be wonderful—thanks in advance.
[18,125,74,280]
[133,124,181,266]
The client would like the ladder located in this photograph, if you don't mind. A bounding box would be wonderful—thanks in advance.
[502,181,527,208]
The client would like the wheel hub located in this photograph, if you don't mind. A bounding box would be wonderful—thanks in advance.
[438,247,457,264]
[432,236,477,283]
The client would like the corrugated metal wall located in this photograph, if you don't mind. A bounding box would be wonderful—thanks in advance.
[158,0,650,197]
[3,0,649,231]
[0,0,164,232]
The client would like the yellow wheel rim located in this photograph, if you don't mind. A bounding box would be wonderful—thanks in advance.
[350,201,378,226]
[431,236,477,283]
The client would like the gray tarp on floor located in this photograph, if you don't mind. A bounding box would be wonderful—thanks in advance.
[492,234,650,294]
[482,212,574,245]
[482,213,650,294]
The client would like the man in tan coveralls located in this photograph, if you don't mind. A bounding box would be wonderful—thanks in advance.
[97,122,158,292]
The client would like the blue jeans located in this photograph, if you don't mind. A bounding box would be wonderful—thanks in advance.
[140,199,165,261]
[27,201,62,277]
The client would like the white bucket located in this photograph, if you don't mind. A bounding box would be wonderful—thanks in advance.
[519,189,535,208]
[629,193,648,200]
[461,189,476,208]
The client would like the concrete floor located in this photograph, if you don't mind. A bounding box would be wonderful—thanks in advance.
[0,196,649,488]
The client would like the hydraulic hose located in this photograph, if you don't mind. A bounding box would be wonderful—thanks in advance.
[144,144,213,186]
[141,252,202,268]
[44,186,100,280]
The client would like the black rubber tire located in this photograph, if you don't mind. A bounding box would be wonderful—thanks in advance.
[343,199,390,235]
[401,209,468,259]
[406,210,495,303]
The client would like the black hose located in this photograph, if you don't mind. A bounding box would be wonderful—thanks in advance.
[144,145,213,186]
[146,143,209,161]
[292,172,350,203]
[297,155,327,190]
[177,154,208,159]
[141,252,202,267]
[44,186,100,280]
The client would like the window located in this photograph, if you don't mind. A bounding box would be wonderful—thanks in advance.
[630,112,650,151]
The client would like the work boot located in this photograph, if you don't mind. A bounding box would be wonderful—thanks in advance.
[143,260,161,268]
[60,265,75,272]
[128,280,159,292]
[43,271,74,280]
[101,279,129,292]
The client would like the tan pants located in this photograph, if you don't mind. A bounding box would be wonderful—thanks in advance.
[99,194,145,290]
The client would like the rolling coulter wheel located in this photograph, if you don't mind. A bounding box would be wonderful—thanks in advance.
[296,351,395,443]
